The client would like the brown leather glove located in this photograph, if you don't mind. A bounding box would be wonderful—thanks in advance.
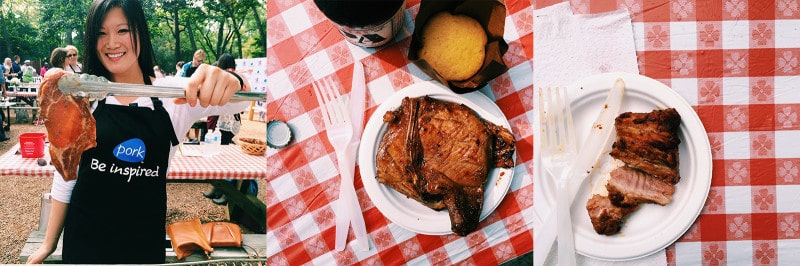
[202,222,243,247]
[167,219,214,260]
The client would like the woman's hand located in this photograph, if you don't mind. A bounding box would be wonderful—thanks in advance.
[25,241,56,264]
[175,64,241,107]
[26,197,69,264]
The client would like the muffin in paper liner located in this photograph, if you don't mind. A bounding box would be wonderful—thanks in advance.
[408,0,509,94]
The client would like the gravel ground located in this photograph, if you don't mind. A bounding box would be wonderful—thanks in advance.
[0,111,266,264]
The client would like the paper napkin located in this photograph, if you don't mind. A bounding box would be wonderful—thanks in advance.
[533,2,639,88]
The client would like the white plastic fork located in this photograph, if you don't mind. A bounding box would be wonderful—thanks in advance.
[312,77,356,251]
[538,87,577,266]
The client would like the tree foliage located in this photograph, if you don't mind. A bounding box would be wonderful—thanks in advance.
[0,0,264,73]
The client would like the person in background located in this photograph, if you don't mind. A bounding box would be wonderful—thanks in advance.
[26,0,250,263]
[0,58,6,131]
[3,58,16,92]
[153,65,164,78]
[0,58,6,98]
[44,48,69,77]
[0,111,8,141]
[65,45,82,73]
[175,60,184,77]
[182,51,207,141]
[181,49,204,77]
[40,62,49,77]
[12,55,22,79]
[22,60,37,82]
[212,54,243,145]
[201,53,253,205]
[205,60,221,142]
[0,92,8,139]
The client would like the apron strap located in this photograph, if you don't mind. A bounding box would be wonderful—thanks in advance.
[94,99,107,114]
[151,97,179,146]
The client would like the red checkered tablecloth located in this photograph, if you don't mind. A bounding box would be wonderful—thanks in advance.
[266,0,533,264]
[0,144,265,180]
[168,145,267,179]
[535,0,800,264]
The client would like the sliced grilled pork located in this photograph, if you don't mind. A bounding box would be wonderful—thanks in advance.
[606,166,675,206]
[587,108,682,235]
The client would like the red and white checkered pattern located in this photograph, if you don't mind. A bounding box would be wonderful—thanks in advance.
[0,144,264,180]
[266,0,533,264]
[535,0,800,264]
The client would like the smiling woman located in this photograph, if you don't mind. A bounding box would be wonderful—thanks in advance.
[64,45,82,74]
[26,0,252,264]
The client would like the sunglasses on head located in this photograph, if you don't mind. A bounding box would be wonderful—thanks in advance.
[67,54,77,58]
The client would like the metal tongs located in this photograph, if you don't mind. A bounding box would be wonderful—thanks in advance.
[57,73,266,101]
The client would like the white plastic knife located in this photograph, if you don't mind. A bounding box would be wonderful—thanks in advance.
[534,78,625,266]
[335,60,370,251]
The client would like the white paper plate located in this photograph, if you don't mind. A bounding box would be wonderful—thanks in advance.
[359,81,515,235]
[535,72,712,260]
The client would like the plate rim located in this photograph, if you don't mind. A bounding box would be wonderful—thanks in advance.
[535,72,713,261]
[358,81,515,235]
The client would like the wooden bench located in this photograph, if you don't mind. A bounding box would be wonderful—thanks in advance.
[9,106,39,109]
[19,231,266,263]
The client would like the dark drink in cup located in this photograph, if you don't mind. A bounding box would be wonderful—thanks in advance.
[314,0,406,48]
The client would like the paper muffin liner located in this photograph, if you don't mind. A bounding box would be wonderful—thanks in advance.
[408,0,509,94]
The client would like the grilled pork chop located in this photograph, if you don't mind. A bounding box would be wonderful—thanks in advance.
[39,71,97,181]
[376,96,515,236]
[587,108,681,235]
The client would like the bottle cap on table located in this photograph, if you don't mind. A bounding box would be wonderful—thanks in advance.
[267,120,293,149]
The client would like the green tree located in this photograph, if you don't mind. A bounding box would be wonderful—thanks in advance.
[38,0,90,54]
[149,0,264,71]
[0,0,264,73]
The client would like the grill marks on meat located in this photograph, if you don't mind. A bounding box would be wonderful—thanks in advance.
[39,71,97,181]
[610,109,681,184]
[587,108,681,235]
[377,98,443,210]
[376,96,515,236]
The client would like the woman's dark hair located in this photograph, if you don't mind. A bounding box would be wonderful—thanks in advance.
[50,48,69,69]
[83,0,156,83]
[217,53,236,70]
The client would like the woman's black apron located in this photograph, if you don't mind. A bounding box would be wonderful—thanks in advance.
[63,97,178,263]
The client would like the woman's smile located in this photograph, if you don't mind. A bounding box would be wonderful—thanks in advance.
[106,52,125,61]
